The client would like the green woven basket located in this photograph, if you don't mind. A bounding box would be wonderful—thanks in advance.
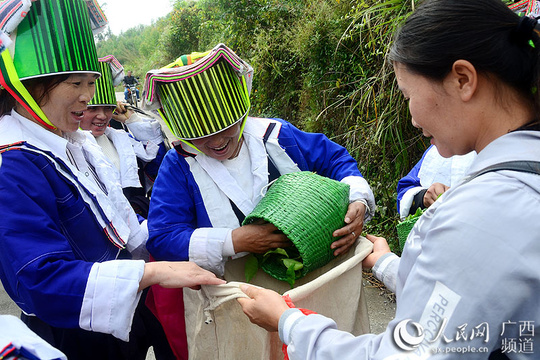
[396,216,420,251]
[242,172,350,282]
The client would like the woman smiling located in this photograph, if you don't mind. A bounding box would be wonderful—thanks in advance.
[0,2,223,359]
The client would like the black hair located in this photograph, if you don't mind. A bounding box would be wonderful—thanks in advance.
[0,89,16,116]
[0,74,70,116]
[389,0,540,113]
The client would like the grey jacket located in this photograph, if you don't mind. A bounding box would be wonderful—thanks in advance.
[280,130,540,359]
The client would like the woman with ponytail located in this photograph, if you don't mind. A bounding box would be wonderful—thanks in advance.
[238,0,540,358]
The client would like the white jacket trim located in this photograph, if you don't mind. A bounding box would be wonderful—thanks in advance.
[79,260,145,341]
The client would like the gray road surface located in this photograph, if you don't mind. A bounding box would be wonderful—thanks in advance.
[0,281,20,317]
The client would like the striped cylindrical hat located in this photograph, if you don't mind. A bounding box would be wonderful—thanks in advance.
[10,0,100,80]
[0,0,101,130]
[89,55,124,107]
[143,44,253,140]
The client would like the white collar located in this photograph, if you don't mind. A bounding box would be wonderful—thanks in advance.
[6,109,91,162]
[8,110,69,158]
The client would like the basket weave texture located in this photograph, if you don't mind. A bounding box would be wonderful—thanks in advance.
[396,216,420,251]
[242,172,350,281]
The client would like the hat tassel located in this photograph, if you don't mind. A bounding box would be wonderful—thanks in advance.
[0,49,57,130]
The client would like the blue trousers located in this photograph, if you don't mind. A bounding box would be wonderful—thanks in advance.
[124,88,140,101]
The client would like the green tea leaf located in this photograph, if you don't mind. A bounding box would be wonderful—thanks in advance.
[282,258,303,271]
[261,247,304,287]
[404,207,424,221]
[285,263,297,288]
[244,254,259,283]
[262,247,289,263]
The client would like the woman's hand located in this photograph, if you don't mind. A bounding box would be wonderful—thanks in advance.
[139,261,226,292]
[423,182,449,208]
[237,284,290,332]
[362,234,392,268]
[331,201,366,256]
[111,101,134,123]
[232,222,292,254]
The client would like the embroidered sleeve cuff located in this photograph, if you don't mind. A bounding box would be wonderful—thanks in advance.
[340,175,376,221]
[79,260,145,341]
[279,308,305,345]
[0,315,67,360]
[189,227,231,275]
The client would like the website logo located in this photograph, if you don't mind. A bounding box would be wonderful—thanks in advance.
[393,319,425,351]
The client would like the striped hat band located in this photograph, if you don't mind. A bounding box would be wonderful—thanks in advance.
[98,55,124,86]
[86,0,108,35]
[508,0,540,17]
[88,57,119,107]
[10,0,100,80]
[157,58,250,139]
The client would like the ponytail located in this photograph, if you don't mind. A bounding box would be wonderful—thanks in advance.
[389,0,540,112]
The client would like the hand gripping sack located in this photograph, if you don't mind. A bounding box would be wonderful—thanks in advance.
[183,237,373,360]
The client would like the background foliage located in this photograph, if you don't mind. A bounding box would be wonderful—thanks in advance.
[96,0,429,253]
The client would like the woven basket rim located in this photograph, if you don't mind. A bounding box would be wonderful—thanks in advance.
[396,216,420,251]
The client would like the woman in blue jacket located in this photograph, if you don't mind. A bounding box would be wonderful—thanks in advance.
[145,44,376,275]
[396,145,476,219]
[143,44,376,357]
[0,2,223,359]
[80,55,167,219]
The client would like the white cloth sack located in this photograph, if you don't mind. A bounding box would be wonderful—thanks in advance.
[184,236,373,360]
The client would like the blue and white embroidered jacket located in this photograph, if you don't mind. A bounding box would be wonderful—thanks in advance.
[0,111,147,341]
[147,117,376,275]
[397,145,476,219]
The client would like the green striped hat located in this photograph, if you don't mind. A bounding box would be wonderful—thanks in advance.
[0,0,101,130]
[143,43,253,140]
[89,55,124,107]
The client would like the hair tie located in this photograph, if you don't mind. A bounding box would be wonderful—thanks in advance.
[515,16,539,44]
